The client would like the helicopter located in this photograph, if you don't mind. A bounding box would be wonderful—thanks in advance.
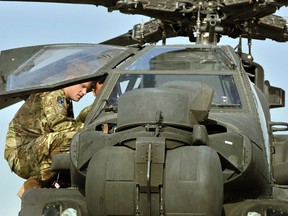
[0,0,288,216]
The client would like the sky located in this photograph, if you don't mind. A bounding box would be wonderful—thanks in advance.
[0,2,287,215]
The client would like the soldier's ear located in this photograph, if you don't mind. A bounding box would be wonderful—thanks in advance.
[92,89,97,97]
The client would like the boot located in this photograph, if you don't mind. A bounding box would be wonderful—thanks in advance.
[17,176,41,198]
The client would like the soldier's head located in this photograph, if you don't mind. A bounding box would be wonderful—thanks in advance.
[62,60,94,101]
[91,74,107,97]
[64,81,92,102]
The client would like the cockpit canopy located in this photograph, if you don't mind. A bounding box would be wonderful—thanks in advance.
[107,46,241,109]
[0,44,127,95]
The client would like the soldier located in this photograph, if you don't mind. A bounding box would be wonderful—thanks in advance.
[4,62,93,198]
[76,74,107,123]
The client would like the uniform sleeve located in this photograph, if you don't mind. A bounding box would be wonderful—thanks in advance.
[41,90,84,132]
[76,105,92,123]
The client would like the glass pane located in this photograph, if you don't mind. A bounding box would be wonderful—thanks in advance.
[108,74,241,108]
[125,47,232,71]
[5,45,126,91]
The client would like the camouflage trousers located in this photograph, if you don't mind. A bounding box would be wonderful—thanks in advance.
[7,131,77,186]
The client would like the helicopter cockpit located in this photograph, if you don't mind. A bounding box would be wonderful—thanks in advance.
[106,46,242,110]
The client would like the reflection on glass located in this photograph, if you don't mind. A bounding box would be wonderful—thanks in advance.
[6,45,126,91]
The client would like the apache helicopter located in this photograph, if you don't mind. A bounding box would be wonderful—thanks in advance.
[0,0,288,215]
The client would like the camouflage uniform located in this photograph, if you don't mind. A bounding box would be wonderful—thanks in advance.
[5,89,83,185]
[76,105,92,123]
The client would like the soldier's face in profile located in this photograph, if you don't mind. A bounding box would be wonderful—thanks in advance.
[64,81,92,101]
[92,82,104,97]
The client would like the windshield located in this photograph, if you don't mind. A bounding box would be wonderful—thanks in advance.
[4,44,126,92]
[125,47,234,71]
[107,74,241,108]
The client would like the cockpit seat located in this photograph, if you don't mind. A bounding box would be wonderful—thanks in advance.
[274,162,288,185]
[51,153,71,173]
[272,136,288,185]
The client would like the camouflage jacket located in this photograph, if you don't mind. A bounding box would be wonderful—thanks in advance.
[76,105,92,123]
[5,89,84,159]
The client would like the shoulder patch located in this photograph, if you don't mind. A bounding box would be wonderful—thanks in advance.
[57,97,65,107]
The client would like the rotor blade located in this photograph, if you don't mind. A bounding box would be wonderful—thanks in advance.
[1,0,287,43]
[0,0,120,8]
[0,0,99,4]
